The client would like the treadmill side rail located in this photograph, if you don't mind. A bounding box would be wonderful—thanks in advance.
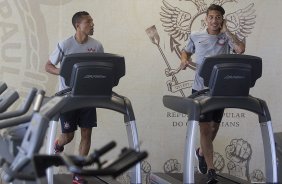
[183,120,198,184]
[126,120,141,184]
[260,120,278,183]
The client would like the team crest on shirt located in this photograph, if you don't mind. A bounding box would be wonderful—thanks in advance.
[64,122,70,129]
[145,0,256,97]
[217,37,226,46]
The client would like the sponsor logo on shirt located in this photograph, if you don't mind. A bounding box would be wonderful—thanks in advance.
[198,39,209,44]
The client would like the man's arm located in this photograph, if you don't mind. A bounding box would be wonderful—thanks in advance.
[45,60,60,75]
[180,51,193,70]
[221,20,245,54]
[225,30,245,54]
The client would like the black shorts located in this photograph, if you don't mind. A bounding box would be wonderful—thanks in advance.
[192,89,224,123]
[59,107,97,133]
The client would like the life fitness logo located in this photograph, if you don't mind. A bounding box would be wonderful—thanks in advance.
[0,0,71,96]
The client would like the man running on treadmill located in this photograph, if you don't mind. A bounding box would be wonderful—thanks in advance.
[45,11,104,184]
[180,4,245,184]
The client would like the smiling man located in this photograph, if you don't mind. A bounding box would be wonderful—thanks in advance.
[180,4,245,184]
[45,11,104,184]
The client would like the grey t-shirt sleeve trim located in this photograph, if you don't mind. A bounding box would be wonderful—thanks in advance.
[49,43,63,65]
[57,43,65,60]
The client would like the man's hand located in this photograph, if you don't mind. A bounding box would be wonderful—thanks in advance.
[220,19,227,34]
[45,60,60,75]
[180,58,192,70]
[221,19,246,54]
[180,51,192,70]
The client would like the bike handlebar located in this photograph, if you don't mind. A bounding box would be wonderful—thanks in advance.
[0,82,7,94]
[61,144,147,177]
[0,88,37,120]
[30,141,147,179]
[0,89,45,129]
[0,89,19,113]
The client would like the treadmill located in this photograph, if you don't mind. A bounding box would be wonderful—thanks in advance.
[274,132,282,182]
[1,53,145,184]
[44,53,144,184]
[151,54,277,183]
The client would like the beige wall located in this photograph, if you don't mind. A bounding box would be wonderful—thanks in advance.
[1,0,282,183]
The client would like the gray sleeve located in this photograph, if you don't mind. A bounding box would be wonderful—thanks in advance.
[98,44,104,53]
[183,35,195,54]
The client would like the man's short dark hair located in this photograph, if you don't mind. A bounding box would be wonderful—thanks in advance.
[72,11,90,29]
[207,4,225,16]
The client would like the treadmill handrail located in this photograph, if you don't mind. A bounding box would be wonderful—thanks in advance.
[163,95,201,117]
[195,96,271,121]
[59,92,136,121]
[54,87,72,96]
[163,95,271,122]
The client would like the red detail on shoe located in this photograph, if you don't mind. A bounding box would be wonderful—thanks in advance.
[73,175,88,184]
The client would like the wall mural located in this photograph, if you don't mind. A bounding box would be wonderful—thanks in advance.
[0,0,71,96]
[0,0,268,183]
[163,159,181,173]
[213,152,225,172]
[145,0,263,183]
[225,138,252,181]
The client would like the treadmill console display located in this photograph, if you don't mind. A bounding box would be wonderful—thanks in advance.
[60,53,125,96]
[199,54,262,96]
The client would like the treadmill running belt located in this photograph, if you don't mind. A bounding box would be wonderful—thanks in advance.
[151,172,250,184]
[41,174,120,184]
